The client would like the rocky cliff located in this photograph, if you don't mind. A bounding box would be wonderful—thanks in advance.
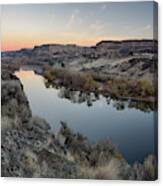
[1,39,157,82]
[1,70,157,180]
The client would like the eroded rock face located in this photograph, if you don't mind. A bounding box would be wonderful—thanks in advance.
[1,70,32,129]
[1,70,157,180]
[1,40,157,82]
[1,122,82,178]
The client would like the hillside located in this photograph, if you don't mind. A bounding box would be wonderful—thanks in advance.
[1,39,157,81]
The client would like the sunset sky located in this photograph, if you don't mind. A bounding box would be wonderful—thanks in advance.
[1,2,155,51]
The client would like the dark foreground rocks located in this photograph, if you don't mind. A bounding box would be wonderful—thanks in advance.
[1,70,157,180]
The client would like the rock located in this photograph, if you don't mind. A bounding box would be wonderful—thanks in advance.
[29,116,51,131]
[132,161,147,180]
[1,70,19,81]
[1,70,31,129]
[143,155,157,180]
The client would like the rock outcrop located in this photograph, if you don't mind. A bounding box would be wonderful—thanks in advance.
[1,70,31,129]
[1,39,157,81]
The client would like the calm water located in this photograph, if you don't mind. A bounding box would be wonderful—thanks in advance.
[15,69,156,164]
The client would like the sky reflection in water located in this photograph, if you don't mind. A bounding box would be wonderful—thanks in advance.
[15,70,155,164]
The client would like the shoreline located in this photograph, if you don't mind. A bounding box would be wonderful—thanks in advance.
[43,67,156,105]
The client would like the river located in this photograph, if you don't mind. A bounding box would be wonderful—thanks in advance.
[15,69,156,164]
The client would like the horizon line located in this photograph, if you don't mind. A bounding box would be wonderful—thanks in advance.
[1,38,157,53]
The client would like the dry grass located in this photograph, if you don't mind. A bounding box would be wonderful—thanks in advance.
[79,157,127,180]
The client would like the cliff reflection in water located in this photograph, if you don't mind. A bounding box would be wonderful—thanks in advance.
[44,80,154,112]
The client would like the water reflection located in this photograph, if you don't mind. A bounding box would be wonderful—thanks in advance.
[128,100,154,113]
[58,88,99,107]
[15,70,156,164]
[44,80,154,112]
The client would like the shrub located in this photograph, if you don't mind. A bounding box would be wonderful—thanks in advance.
[44,69,55,82]
[143,155,157,180]
[137,80,154,97]
[43,67,155,100]
[83,74,96,91]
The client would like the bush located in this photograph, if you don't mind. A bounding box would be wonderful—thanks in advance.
[43,68,99,92]
[83,74,97,91]
[137,80,154,97]
[44,69,55,82]
[43,67,155,100]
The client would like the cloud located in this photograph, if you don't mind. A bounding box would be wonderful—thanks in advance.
[67,9,81,28]
[132,24,152,34]
[126,24,152,39]
[68,14,76,27]
[74,9,80,14]
[144,24,151,30]
[89,20,110,36]
[101,4,107,10]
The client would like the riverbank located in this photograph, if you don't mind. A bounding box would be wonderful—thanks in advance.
[1,69,157,180]
[43,67,156,104]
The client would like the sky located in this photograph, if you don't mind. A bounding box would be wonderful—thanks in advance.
[1,1,155,51]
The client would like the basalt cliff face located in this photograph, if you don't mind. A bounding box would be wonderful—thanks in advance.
[2,39,157,59]
[1,40,157,81]
[1,70,157,180]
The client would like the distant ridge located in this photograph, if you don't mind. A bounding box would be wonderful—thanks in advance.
[96,39,157,46]
[2,39,157,53]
